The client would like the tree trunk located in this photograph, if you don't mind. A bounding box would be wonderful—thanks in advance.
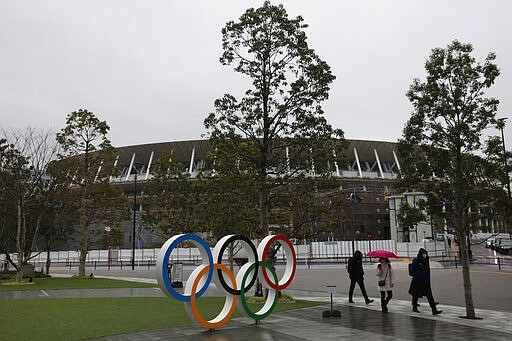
[45,249,51,275]
[15,259,23,282]
[78,192,88,277]
[228,242,234,271]
[259,188,269,237]
[458,230,477,318]
[16,200,25,283]
[466,232,473,260]
[78,215,88,276]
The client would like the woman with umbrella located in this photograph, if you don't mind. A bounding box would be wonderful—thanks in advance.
[376,257,394,312]
[368,250,397,313]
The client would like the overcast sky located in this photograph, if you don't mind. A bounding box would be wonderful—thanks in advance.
[1,0,511,148]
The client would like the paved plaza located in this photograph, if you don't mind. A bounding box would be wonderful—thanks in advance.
[94,302,512,341]
[5,260,507,341]
[3,282,511,340]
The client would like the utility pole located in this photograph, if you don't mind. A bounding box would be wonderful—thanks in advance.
[498,118,511,198]
[132,169,138,270]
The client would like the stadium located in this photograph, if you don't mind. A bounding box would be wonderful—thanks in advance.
[106,138,402,249]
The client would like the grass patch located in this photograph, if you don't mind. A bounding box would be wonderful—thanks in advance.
[1,280,36,286]
[0,277,156,291]
[0,297,323,340]
[246,294,295,303]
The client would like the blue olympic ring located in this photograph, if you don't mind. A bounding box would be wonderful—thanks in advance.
[157,234,214,302]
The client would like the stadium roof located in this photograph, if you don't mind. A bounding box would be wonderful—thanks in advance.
[112,139,400,182]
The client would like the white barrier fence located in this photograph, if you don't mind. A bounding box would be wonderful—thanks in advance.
[1,240,449,267]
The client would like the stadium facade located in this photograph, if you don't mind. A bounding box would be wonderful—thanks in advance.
[104,138,407,249]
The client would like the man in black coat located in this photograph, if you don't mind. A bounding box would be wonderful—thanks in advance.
[347,250,374,304]
[408,248,442,315]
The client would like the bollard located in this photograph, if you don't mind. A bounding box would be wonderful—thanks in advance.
[498,257,501,271]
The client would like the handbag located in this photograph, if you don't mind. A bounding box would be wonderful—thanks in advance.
[378,266,389,287]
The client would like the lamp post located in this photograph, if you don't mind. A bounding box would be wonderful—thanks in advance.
[104,223,111,270]
[131,165,139,271]
[349,191,362,253]
[498,118,511,199]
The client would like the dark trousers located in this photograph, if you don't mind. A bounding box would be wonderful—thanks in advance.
[349,277,370,302]
[380,290,392,311]
[412,288,436,312]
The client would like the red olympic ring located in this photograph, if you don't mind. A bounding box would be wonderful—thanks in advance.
[258,234,297,291]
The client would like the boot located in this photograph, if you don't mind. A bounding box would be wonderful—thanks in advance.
[432,310,443,315]
[365,299,374,305]
[412,306,420,313]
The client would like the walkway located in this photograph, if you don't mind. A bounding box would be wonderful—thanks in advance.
[92,293,512,340]
[3,281,511,340]
[4,265,511,340]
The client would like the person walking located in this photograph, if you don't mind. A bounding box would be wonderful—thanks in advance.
[408,248,443,315]
[376,257,393,313]
[347,250,374,304]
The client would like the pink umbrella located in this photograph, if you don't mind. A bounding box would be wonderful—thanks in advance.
[366,250,398,258]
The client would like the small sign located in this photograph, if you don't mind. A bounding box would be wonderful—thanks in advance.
[326,285,337,294]
[171,263,184,288]
[104,225,111,232]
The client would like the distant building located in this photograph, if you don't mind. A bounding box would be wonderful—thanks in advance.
[387,192,433,242]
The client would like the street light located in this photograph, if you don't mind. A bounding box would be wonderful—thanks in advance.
[348,191,362,253]
[498,118,511,199]
[131,163,141,270]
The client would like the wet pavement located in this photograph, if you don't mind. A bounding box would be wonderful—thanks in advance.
[3,253,512,340]
[90,295,512,341]
[3,274,512,340]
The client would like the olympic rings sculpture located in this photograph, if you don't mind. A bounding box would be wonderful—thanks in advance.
[156,234,296,329]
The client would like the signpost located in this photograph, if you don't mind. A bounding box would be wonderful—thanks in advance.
[104,224,111,270]
[322,285,341,318]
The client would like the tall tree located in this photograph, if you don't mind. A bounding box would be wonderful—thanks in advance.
[0,128,60,282]
[397,40,504,319]
[38,158,79,275]
[56,109,124,277]
[204,2,345,239]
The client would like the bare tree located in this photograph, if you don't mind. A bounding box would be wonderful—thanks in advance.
[0,127,60,282]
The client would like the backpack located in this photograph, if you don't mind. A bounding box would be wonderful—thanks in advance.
[347,257,354,274]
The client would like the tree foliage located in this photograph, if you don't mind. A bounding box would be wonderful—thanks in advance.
[396,40,505,318]
[56,109,126,276]
[396,202,427,232]
[204,2,345,238]
[143,150,261,241]
[142,151,207,238]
